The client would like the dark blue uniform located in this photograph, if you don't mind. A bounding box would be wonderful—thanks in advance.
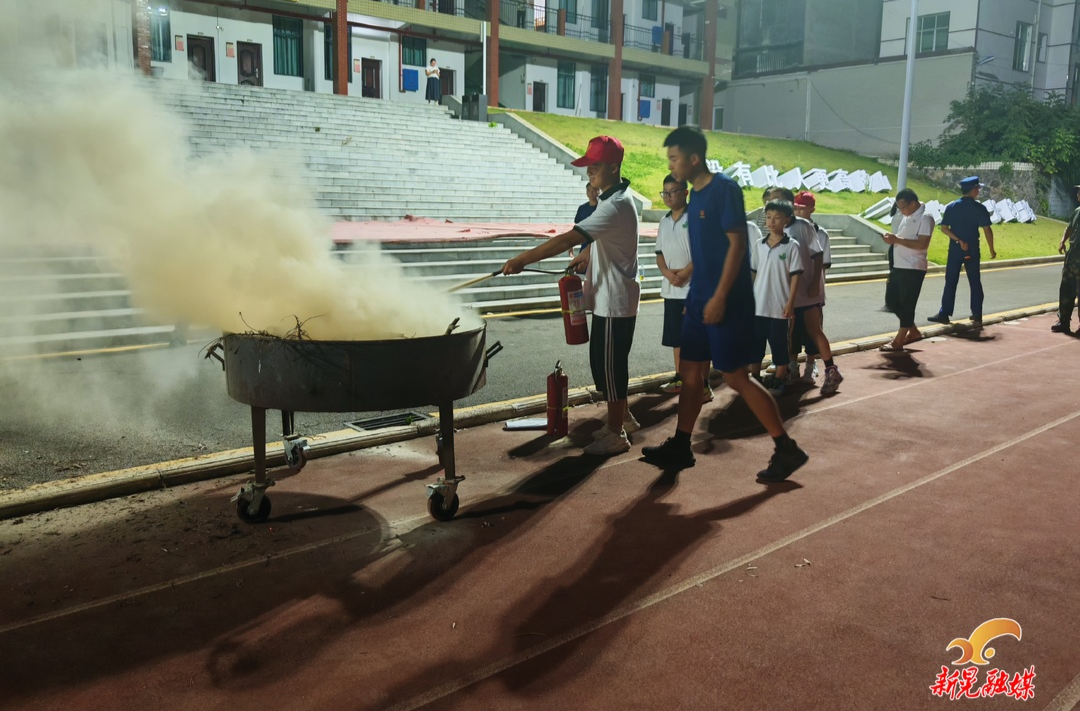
[937,196,992,321]
[680,173,756,372]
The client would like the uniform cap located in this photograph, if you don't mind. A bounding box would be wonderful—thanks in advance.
[959,176,984,191]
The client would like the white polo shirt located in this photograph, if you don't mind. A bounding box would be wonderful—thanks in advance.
[655,209,691,299]
[788,216,823,308]
[894,204,934,271]
[807,221,831,304]
[750,229,805,319]
[574,179,640,318]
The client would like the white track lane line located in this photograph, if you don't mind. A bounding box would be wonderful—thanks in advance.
[384,408,1080,711]
[1,341,1075,637]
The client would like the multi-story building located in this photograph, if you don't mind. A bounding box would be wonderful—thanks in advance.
[719,0,1080,154]
[29,0,735,129]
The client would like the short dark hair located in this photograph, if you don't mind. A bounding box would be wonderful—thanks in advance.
[896,188,919,204]
[663,173,688,189]
[663,126,707,161]
[764,199,794,220]
[762,188,773,200]
[769,187,796,203]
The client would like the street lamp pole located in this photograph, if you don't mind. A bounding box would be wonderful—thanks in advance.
[897,0,918,190]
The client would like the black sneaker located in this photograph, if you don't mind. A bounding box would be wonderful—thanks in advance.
[756,442,809,482]
[927,313,950,324]
[1051,320,1072,334]
[641,437,696,469]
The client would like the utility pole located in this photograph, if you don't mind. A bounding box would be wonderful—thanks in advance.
[897,0,918,190]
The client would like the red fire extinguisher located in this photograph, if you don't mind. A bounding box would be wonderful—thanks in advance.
[547,360,569,438]
[559,271,589,345]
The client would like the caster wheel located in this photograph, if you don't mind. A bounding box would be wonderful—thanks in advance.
[236,495,272,523]
[427,491,459,521]
[287,448,307,472]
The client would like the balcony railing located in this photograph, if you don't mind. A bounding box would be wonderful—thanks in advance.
[367,0,470,19]
[733,42,803,77]
[623,23,703,61]
[498,0,611,43]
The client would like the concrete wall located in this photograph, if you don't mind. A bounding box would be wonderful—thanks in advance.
[880,0,977,57]
[720,50,974,156]
[803,0,882,67]
[498,52,528,109]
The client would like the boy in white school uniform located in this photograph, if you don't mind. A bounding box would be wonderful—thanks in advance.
[750,200,804,396]
[655,174,712,401]
[790,191,831,384]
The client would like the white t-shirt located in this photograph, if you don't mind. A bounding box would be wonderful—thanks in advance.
[750,229,805,319]
[893,204,934,271]
[655,209,691,299]
[788,216,823,308]
[575,180,640,317]
[808,221,831,305]
[426,65,440,77]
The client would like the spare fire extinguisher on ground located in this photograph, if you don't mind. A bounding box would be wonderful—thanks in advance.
[559,269,589,345]
[547,360,569,438]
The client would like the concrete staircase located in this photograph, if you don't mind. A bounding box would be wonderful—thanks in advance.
[147,80,590,222]
[814,214,890,281]
[340,238,662,312]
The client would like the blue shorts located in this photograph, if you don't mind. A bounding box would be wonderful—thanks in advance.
[680,298,757,373]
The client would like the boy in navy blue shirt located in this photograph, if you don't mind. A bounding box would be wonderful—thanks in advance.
[642,127,808,482]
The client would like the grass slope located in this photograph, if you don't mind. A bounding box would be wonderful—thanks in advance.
[501,110,1064,263]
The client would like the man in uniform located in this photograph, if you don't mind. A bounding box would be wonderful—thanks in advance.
[928,176,996,328]
[1052,184,1080,334]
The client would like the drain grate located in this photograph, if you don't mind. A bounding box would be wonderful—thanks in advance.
[345,411,432,432]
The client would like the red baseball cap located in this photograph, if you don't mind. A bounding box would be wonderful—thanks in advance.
[794,191,816,210]
[571,136,624,167]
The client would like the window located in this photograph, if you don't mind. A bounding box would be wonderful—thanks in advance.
[273,16,303,77]
[590,64,607,114]
[592,0,609,36]
[640,73,655,98]
[323,23,353,82]
[149,5,170,62]
[1014,21,1033,72]
[915,12,949,54]
[1038,33,1048,64]
[642,0,657,21]
[557,61,575,109]
[402,36,426,67]
[559,0,577,25]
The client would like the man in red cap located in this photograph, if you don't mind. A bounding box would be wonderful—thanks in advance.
[501,136,641,456]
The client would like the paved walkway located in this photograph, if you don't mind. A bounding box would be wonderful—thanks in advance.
[1,314,1078,710]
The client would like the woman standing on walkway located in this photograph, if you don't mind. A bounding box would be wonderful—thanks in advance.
[880,188,934,351]
[425,59,441,104]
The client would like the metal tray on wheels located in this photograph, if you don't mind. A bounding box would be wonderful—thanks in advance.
[218,323,500,523]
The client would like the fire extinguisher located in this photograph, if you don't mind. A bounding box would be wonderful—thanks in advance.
[559,270,589,345]
[547,360,569,438]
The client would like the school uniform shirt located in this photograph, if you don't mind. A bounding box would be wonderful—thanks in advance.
[573,179,640,318]
[574,201,597,224]
[685,173,753,310]
[893,203,934,271]
[808,221,832,303]
[787,216,823,308]
[655,209,691,299]
[750,230,805,319]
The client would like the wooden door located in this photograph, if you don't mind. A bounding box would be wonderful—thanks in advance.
[362,58,381,98]
[532,81,546,112]
[187,35,215,81]
[237,42,262,86]
[440,68,455,97]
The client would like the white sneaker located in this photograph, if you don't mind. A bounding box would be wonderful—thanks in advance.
[584,429,631,455]
[800,362,818,384]
[593,414,640,439]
